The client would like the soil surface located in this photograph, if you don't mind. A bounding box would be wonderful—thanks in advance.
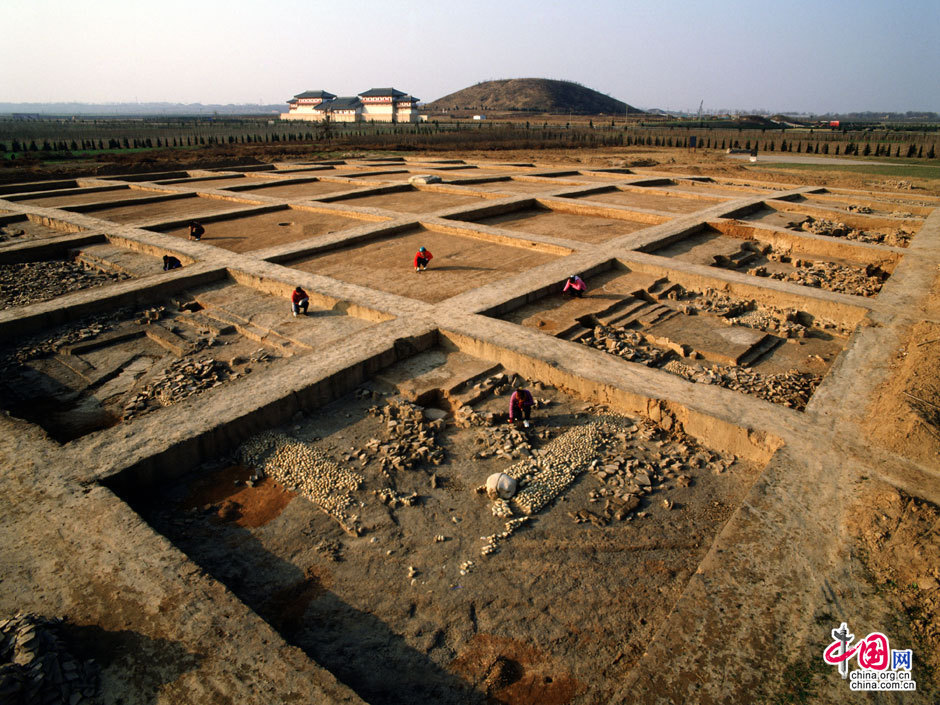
[289,226,557,303]
[131,352,759,705]
[79,195,250,224]
[158,207,371,253]
[863,320,940,467]
[468,206,651,244]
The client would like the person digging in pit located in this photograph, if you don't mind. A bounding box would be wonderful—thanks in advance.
[189,220,205,241]
[563,273,587,298]
[291,285,309,316]
[509,383,535,429]
[162,255,182,271]
[413,246,433,272]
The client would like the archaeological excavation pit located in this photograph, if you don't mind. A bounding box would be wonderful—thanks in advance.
[787,191,936,219]
[0,277,377,443]
[496,263,865,410]
[156,175,286,190]
[2,155,939,704]
[447,200,669,244]
[646,221,898,297]
[153,205,381,252]
[322,185,491,214]
[224,178,372,200]
[734,200,921,246]
[8,185,175,208]
[646,178,785,199]
[559,185,727,214]
[73,194,256,224]
[0,214,85,247]
[285,225,560,303]
[0,246,139,310]
[110,345,768,705]
[455,178,581,194]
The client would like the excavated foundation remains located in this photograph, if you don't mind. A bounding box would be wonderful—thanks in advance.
[0,157,938,705]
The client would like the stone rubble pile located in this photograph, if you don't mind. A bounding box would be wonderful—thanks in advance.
[239,431,363,534]
[797,215,912,248]
[0,613,100,705]
[0,259,129,310]
[501,422,606,516]
[472,423,552,461]
[846,205,873,214]
[0,311,126,371]
[663,359,821,409]
[748,250,887,297]
[364,399,446,472]
[582,326,671,366]
[572,417,732,527]
[123,357,228,421]
[676,286,853,337]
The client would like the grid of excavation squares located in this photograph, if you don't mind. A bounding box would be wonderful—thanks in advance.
[287,225,558,303]
[499,265,853,410]
[447,200,667,244]
[154,206,379,253]
[0,277,375,443]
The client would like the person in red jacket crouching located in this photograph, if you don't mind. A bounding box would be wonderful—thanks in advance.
[509,383,535,429]
[563,274,587,298]
[291,285,309,316]
[414,246,433,272]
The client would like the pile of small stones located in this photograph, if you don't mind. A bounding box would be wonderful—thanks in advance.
[748,251,887,297]
[0,259,130,311]
[364,399,446,472]
[239,431,363,534]
[502,422,606,516]
[375,488,420,509]
[0,613,100,705]
[472,422,552,461]
[798,216,912,248]
[582,326,672,366]
[123,357,228,421]
[663,359,821,409]
[573,417,734,526]
[480,516,532,556]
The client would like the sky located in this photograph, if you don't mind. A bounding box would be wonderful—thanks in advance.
[4,0,939,113]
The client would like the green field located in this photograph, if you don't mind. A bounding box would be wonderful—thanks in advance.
[748,160,940,180]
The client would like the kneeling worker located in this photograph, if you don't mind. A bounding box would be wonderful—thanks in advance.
[414,246,433,272]
[291,285,309,316]
[509,383,535,429]
[563,274,587,298]
[163,255,182,271]
[189,221,205,241]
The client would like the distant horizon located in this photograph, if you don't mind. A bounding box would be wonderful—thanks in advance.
[0,96,937,119]
[5,1,939,113]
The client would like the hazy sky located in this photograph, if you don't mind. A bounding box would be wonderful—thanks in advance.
[5,0,939,112]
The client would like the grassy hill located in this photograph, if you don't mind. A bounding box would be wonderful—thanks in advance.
[426,78,643,115]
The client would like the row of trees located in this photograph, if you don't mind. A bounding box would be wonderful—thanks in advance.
[1,120,937,158]
[0,129,335,154]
